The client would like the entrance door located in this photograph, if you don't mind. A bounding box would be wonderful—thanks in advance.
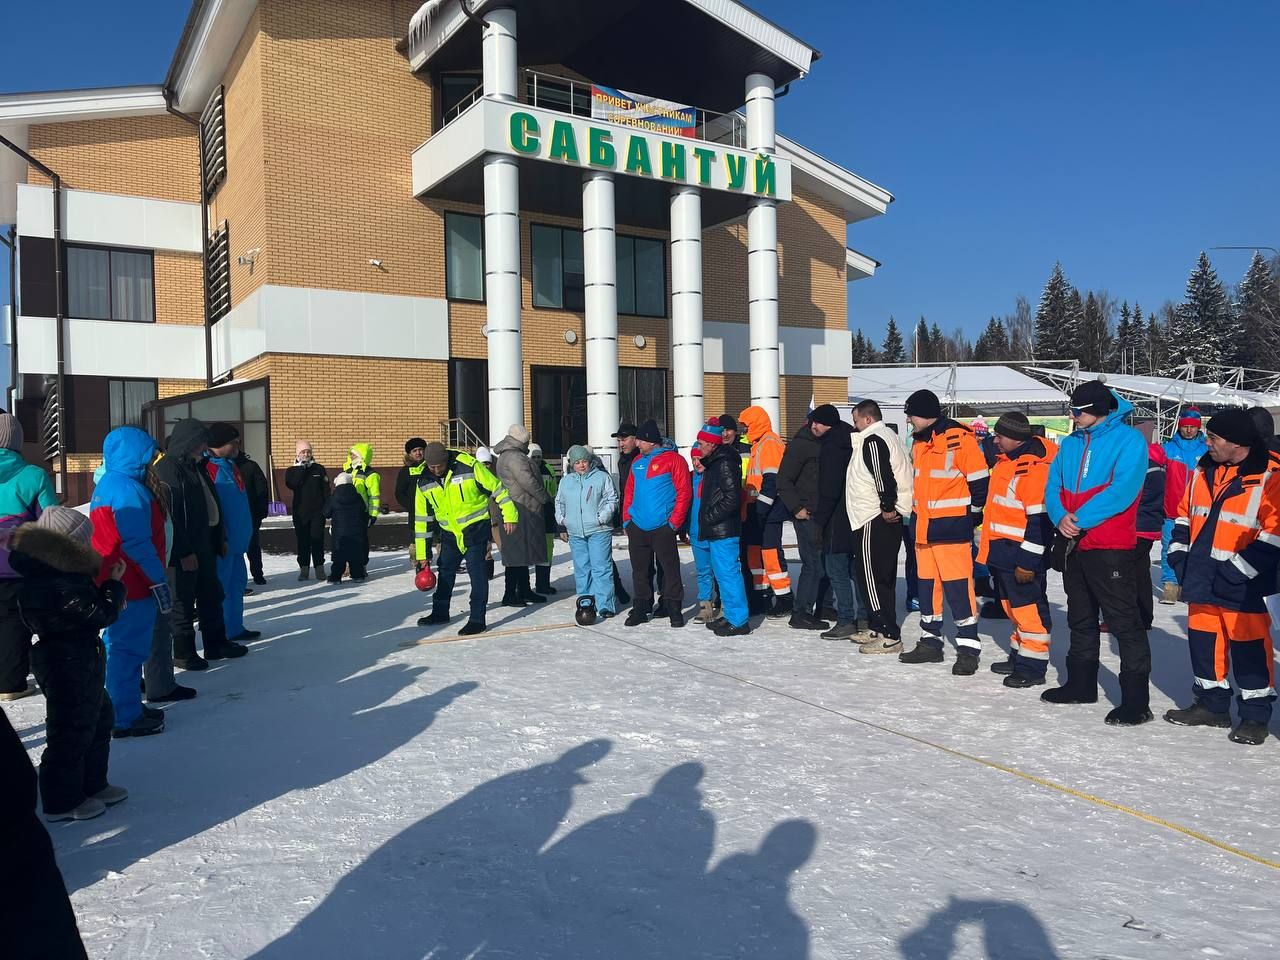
[531,366,587,459]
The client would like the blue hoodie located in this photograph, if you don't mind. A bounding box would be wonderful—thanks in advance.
[90,426,168,595]
[1163,431,1208,473]
[555,457,618,538]
[1045,392,1148,550]
[204,454,253,554]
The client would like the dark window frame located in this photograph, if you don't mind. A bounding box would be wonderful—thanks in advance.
[437,71,483,130]
[142,376,271,464]
[616,233,668,319]
[444,211,486,303]
[66,375,157,452]
[618,366,669,436]
[65,242,157,324]
[529,222,586,313]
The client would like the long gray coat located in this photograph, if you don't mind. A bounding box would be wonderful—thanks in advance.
[492,435,549,567]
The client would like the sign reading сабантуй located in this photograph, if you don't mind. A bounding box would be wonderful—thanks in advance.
[489,105,791,201]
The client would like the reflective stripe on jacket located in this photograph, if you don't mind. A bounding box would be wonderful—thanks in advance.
[911,418,990,545]
[415,451,517,558]
[1170,446,1280,613]
[977,437,1057,571]
[739,406,786,522]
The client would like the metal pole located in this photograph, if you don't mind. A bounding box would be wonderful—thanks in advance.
[1,227,16,412]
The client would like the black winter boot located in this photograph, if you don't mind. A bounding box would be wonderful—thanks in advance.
[1163,703,1231,728]
[517,568,547,604]
[1104,671,1153,725]
[501,569,527,608]
[952,649,980,676]
[1229,721,1269,745]
[990,655,1017,675]
[899,643,944,664]
[1041,656,1100,704]
[767,594,794,620]
[487,558,496,580]
[535,565,556,594]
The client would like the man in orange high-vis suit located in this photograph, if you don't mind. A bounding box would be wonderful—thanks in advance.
[1166,409,1280,747]
[899,389,990,675]
[738,406,793,619]
[977,413,1058,688]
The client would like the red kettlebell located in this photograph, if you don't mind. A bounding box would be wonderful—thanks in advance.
[415,565,437,592]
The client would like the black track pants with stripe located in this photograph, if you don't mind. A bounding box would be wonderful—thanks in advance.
[856,515,904,640]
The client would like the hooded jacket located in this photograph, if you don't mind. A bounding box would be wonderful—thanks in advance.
[1163,431,1208,473]
[555,457,618,538]
[10,524,126,643]
[153,418,226,563]
[622,438,692,532]
[813,420,856,553]
[776,424,821,517]
[90,426,169,600]
[738,406,787,523]
[1046,392,1148,551]
[697,441,743,542]
[977,436,1058,572]
[0,448,58,579]
[235,452,271,523]
[324,484,371,548]
[205,453,253,555]
[343,443,381,520]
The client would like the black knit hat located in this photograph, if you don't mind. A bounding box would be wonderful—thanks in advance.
[717,414,739,434]
[808,404,842,427]
[904,389,942,419]
[1207,409,1260,447]
[1069,380,1117,416]
[994,411,1032,442]
[207,421,240,448]
[636,419,662,444]
[405,437,427,454]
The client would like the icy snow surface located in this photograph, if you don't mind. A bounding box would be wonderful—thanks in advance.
[6,540,1279,959]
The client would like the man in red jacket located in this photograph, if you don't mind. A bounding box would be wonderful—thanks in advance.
[622,420,691,628]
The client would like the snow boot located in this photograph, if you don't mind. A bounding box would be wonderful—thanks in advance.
[1104,672,1153,726]
[148,685,196,703]
[1003,671,1045,688]
[767,594,794,620]
[487,558,496,581]
[952,650,980,676]
[860,633,903,655]
[713,619,751,637]
[112,713,164,739]
[747,590,770,616]
[1164,703,1232,727]
[1159,583,1180,605]
[534,566,556,594]
[253,574,267,586]
[298,564,310,582]
[821,621,859,641]
[517,569,547,604]
[501,569,528,608]
[418,611,450,627]
[624,608,651,627]
[789,612,828,631]
[458,621,486,636]
[695,600,717,624]
[1041,656,1099,704]
[174,655,208,672]
[1229,721,1269,745]
[990,656,1017,675]
[206,640,249,660]
[899,642,944,664]
[45,797,107,823]
[91,785,129,806]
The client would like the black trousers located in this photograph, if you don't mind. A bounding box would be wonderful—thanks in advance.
[294,516,325,568]
[1132,538,1156,630]
[1064,547,1151,674]
[0,579,33,694]
[29,640,113,815]
[627,523,683,614]
[248,519,264,579]
[171,553,228,659]
[330,535,369,581]
[903,518,918,604]
[856,516,904,640]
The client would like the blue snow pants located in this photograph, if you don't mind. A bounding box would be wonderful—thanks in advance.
[218,550,248,640]
[103,597,157,728]
[1160,518,1177,585]
[709,537,750,628]
[569,531,616,615]
[692,537,715,602]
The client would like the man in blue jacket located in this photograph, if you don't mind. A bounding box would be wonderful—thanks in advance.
[204,423,259,644]
[1159,408,1208,603]
[621,420,691,628]
[1043,380,1152,725]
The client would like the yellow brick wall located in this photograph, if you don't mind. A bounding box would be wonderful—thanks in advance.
[27,115,199,203]
[155,252,204,325]
[702,374,846,438]
[159,378,206,399]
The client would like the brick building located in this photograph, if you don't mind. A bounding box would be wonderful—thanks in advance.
[0,0,891,505]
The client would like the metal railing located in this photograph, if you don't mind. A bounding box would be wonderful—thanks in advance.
[441,83,485,127]
[440,417,486,452]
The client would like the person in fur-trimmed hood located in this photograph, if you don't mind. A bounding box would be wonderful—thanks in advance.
[10,507,129,821]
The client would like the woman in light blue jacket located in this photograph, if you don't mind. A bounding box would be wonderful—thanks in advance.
[555,445,618,618]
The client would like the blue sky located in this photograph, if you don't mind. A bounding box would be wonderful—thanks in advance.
[3,0,1279,350]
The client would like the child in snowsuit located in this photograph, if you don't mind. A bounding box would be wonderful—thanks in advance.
[554,445,617,618]
[326,474,371,583]
[11,508,129,820]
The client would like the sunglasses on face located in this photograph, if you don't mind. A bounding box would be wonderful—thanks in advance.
[1070,406,1090,417]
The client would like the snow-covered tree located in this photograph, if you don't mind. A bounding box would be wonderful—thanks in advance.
[1078,291,1111,371]
[913,318,931,363]
[1236,251,1280,372]
[1109,302,1132,373]
[973,317,1011,361]
[881,316,906,363]
[1169,252,1233,371]
[1129,304,1150,375]
[1063,287,1085,364]
[929,322,947,361]
[1033,263,1075,360]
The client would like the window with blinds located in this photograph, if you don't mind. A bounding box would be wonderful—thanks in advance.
[201,85,227,199]
[207,222,231,322]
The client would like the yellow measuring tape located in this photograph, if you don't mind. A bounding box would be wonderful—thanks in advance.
[589,627,1280,872]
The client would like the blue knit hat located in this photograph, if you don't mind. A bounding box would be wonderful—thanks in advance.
[696,419,724,444]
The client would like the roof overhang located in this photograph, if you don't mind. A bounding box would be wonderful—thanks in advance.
[166,0,259,114]
[778,133,892,223]
[846,247,879,281]
[408,0,819,114]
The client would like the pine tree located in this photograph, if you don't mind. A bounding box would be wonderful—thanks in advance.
[881,316,906,363]
[1147,311,1166,375]
[913,318,931,363]
[973,317,1010,361]
[929,322,947,362]
[1110,302,1132,373]
[1033,263,1074,360]
[851,331,867,366]
[1129,304,1150,375]
[1236,251,1280,371]
[1170,252,1233,371]
[1079,292,1110,371]
[1064,287,1085,364]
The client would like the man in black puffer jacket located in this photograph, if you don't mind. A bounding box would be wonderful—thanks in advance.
[696,422,751,636]
[153,419,245,669]
[812,416,865,640]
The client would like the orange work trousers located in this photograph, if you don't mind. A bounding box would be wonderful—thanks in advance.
[915,541,978,650]
[1186,604,1276,724]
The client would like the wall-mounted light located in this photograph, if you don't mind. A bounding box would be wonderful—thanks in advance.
[634,334,647,349]
[564,330,578,344]
[237,247,261,269]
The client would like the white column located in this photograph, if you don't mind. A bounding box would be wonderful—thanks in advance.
[482,7,522,441]
[745,72,780,431]
[583,171,620,466]
[670,185,704,458]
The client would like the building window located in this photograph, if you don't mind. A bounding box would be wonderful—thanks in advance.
[445,213,484,301]
[440,73,482,125]
[66,245,155,323]
[201,85,228,199]
[619,367,667,436]
[531,224,584,312]
[448,359,488,444]
[616,235,666,317]
[67,376,156,451]
[146,379,269,469]
[207,222,231,322]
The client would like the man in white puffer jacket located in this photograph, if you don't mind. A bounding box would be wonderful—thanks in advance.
[845,400,914,654]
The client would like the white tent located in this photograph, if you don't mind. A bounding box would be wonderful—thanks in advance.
[848,364,1070,409]
[1025,367,1280,410]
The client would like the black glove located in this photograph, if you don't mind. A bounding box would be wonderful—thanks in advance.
[368,515,378,528]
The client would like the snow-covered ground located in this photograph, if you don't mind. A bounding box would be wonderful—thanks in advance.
[6,539,1278,959]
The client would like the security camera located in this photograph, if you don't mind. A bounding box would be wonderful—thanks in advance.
[369,258,383,268]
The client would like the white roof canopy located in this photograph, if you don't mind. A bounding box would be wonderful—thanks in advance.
[1024,367,1280,411]
[849,365,1070,408]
